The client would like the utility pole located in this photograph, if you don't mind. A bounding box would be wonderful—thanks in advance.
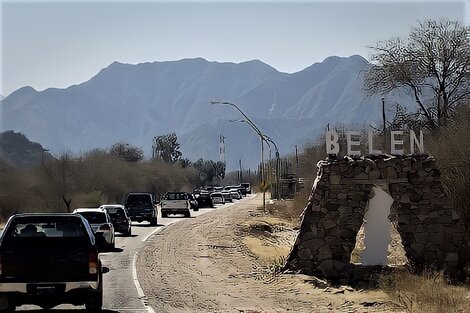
[295,145,299,195]
[382,97,387,151]
[211,101,268,211]
[42,149,50,168]
[239,159,242,184]
[219,135,226,164]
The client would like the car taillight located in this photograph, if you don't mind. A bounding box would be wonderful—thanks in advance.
[99,224,110,231]
[89,252,98,275]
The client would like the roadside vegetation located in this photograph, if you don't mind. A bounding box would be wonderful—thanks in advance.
[0,132,234,223]
[256,18,469,312]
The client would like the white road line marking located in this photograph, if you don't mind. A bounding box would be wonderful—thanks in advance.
[132,252,156,313]
[142,227,162,242]
[131,197,250,313]
[133,225,166,313]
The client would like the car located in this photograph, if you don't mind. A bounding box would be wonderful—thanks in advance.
[73,208,115,250]
[195,192,214,208]
[235,185,247,197]
[99,204,131,236]
[230,189,242,200]
[186,193,199,211]
[241,182,252,194]
[221,191,232,202]
[210,192,225,204]
[124,193,158,226]
[0,213,107,311]
[161,192,192,218]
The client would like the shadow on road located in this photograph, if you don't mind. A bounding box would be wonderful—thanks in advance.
[130,222,163,228]
[16,309,120,312]
[107,247,124,253]
[115,233,138,238]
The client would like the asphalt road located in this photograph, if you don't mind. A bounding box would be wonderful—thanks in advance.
[7,199,242,312]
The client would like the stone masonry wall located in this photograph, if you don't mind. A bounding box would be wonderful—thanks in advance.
[286,155,469,280]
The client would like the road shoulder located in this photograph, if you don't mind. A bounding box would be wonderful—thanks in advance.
[137,194,402,312]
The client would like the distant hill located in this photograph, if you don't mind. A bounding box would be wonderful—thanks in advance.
[0,131,52,167]
[0,56,416,170]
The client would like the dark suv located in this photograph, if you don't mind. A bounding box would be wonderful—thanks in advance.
[0,213,106,311]
[99,204,132,236]
[124,193,158,226]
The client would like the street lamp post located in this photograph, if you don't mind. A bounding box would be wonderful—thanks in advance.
[262,135,280,200]
[211,101,268,211]
[42,149,50,168]
[228,119,281,200]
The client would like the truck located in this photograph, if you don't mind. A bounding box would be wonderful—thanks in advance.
[0,213,107,311]
[160,192,192,218]
[124,192,158,226]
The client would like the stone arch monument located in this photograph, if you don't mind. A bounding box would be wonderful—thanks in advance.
[285,154,469,281]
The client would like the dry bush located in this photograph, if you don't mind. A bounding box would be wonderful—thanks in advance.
[427,105,470,227]
[380,270,470,313]
[292,183,313,220]
[0,150,203,221]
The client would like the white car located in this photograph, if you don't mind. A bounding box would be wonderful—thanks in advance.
[230,189,242,200]
[210,192,225,204]
[73,208,115,249]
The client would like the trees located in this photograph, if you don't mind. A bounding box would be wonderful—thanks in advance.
[193,159,226,186]
[109,142,144,162]
[364,19,470,129]
[152,133,182,163]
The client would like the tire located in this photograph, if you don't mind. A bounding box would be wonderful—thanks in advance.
[85,290,102,312]
[124,227,132,236]
[149,217,158,226]
[0,296,15,312]
[86,271,103,312]
[161,212,167,218]
[184,210,191,218]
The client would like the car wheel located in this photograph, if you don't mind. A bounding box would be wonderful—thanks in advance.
[184,211,191,218]
[0,296,15,312]
[85,290,103,312]
[149,217,158,226]
[161,212,167,218]
[125,228,132,236]
[193,207,199,211]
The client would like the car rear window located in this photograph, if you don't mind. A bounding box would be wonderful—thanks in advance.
[163,193,188,200]
[105,206,124,215]
[5,218,87,238]
[126,194,152,204]
[78,212,107,224]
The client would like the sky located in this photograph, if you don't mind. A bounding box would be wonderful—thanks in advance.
[1,0,468,96]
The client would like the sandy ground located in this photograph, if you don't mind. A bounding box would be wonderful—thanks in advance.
[137,194,404,313]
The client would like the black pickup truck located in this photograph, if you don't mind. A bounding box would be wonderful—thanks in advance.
[0,213,106,311]
[124,192,158,225]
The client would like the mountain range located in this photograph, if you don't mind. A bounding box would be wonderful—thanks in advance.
[0,56,415,170]
[0,130,53,168]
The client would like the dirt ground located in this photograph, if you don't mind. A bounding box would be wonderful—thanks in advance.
[137,194,404,312]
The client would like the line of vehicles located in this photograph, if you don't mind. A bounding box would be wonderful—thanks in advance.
[0,183,252,311]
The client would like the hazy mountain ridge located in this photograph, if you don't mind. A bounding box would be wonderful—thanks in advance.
[0,130,53,168]
[0,56,415,170]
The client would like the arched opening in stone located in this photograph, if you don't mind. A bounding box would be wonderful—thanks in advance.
[351,185,407,266]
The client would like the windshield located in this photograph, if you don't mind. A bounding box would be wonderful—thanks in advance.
[104,206,125,216]
[163,193,188,200]
[77,212,107,224]
[5,217,87,238]
[126,194,152,205]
